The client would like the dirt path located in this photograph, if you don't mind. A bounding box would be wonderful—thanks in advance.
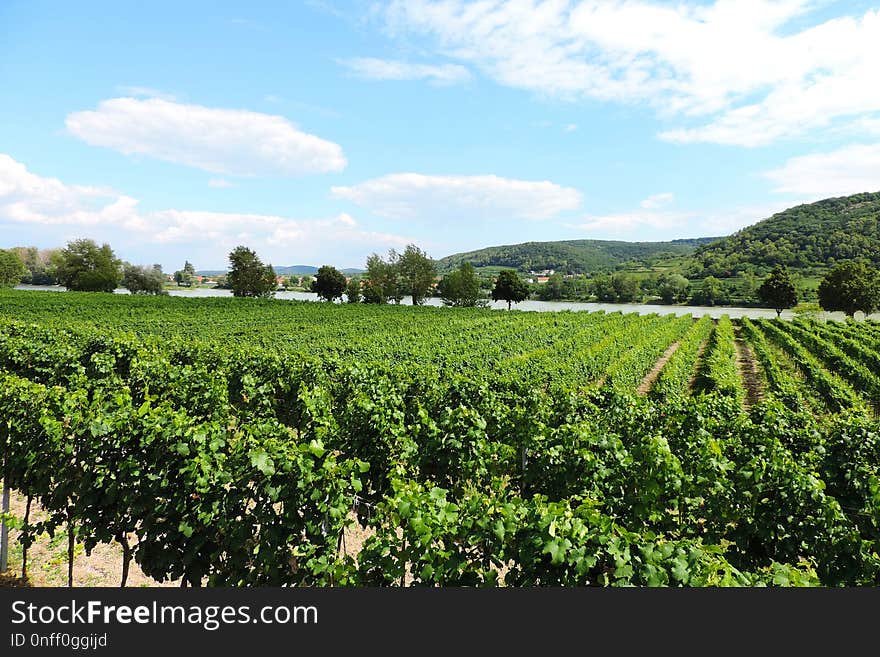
[637,341,680,396]
[735,337,763,408]
[0,489,175,587]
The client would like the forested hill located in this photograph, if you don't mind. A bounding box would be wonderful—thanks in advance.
[690,191,880,278]
[437,237,717,274]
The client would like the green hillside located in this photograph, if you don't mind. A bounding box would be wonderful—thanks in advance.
[689,191,880,278]
[439,192,880,280]
[437,237,718,274]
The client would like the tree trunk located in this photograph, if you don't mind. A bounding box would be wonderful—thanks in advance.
[21,495,32,581]
[67,519,75,587]
[507,300,512,310]
[117,533,132,587]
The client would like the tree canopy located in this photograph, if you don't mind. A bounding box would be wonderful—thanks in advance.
[438,262,485,307]
[345,277,361,303]
[365,251,403,304]
[174,260,196,287]
[491,270,529,310]
[658,273,690,304]
[52,239,122,292]
[227,246,276,298]
[818,261,880,317]
[0,249,27,288]
[757,265,798,317]
[312,265,347,302]
[123,263,167,295]
[398,244,437,306]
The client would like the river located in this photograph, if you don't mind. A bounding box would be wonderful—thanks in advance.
[11,284,863,320]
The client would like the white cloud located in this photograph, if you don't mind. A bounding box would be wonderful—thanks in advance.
[339,57,471,84]
[575,210,690,234]
[0,154,406,252]
[65,97,347,176]
[208,178,234,189]
[381,1,880,146]
[640,192,674,209]
[564,123,578,132]
[570,196,801,239]
[331,173,582,220]
[764,143,880,198]
[116,86,176,101]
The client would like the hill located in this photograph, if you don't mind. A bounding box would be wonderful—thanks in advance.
[437,237,718,274]
[689,191,880,278]
[438,192,880,279]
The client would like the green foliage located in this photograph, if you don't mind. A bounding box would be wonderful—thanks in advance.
[174,261,196,287]
[0,248,27,287]
[537,272,565,301]
[438,238,714,274]
[122,264,167,295]
[365,251,403,304]
[52,239,122,292]
[757,265,798,316]
[11,246,58,285]
[695,316,742,402]
[345,277,361,303]
[818,261,880,317]
[397,244,437,306]
[438,262,486,307]
[658,273,690,304]
[227,246,276,298]
[691,276,725,306]
[492,270,529,309]
[692,192,880,278]
[311,265,347,302]
[1,292,879,586]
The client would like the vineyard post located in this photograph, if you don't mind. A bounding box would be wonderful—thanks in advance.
[0,479,8,573]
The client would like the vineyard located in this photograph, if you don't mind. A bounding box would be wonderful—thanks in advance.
[0,289,878,586]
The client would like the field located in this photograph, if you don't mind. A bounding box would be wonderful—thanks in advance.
[0,289,879,587]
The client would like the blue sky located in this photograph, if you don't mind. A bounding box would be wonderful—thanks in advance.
[2,0,880,271]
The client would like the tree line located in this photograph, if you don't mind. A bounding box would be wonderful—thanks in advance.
[2,239,879,316]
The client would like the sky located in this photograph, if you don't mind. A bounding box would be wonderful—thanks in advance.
[2,0,880,271]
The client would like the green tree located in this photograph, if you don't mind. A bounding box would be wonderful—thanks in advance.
[345,277,361,303]
[311,265,347,301]
[397,244,437,306]
[590,274,616,302]
[122,263,167,295]
[365,251,403,304]
[491,270,529,310]
[13,246,57,285]
[0,249,27,287]
[818,261,880,317]
[757,265,798,317]
[539,273,565,301]
[438,262,485,307]
[227,246,277,298]
[174,260,196,287]
[658,274,690,304]
[361,280,383,304]
[52,239,122,292]
[693,276,724,306]
[612,272,640,302]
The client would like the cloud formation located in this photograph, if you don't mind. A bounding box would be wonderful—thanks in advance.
[66,97,347,176]
[381,0,880,146]
[339,57,471,84]
[0,154,404,252]
[764,143,880,198]
[331,173,582,220]
[640,192,674,209]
